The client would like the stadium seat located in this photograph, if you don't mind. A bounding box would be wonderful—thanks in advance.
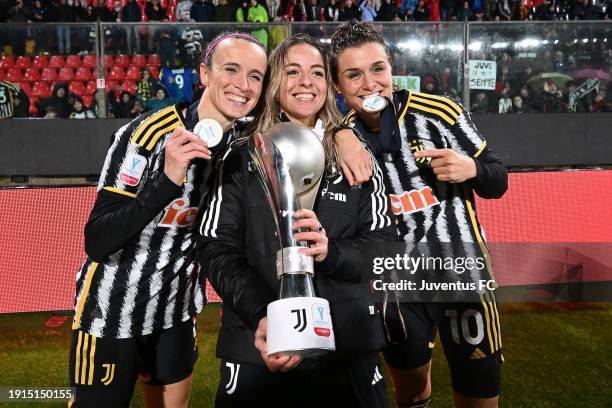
[58,67,74,81]
[82,95,94,108]
[29,101,38,116]
[114,54,130,68]
[131,54,146,68]
[6,68,23,82]
[147,54,161,67]
[82,54,97,69]
[85,80,97,96]
[121,80,137,95]
[32,55,49,69]
[0,69,4,81]
[49,55,65,69]
[75,67,91,81]
[15,56,32,69]
[32,81,51,98]
[23,67,40,82]
[41,67,58,82]
[0,55,15,69]
[105,80,119,93]
[18,82,32,96]
[69,81,85,96]
[108,67,125,81]
[103,55,114,69]
[65,55,81,69]
[146,65,159,79]
[125,66,141,81]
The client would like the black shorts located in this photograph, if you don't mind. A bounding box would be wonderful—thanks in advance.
[68,317,198,408]
[384,293,503,398]
[215,353,388,408]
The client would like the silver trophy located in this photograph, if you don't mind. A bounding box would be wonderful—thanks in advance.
[248,122,336,357]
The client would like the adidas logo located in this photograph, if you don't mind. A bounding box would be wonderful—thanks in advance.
[371,366,383,385]
[470,347,487,360]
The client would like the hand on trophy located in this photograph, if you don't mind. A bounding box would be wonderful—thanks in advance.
[254,317,302,372]
[292,209,328,262]
[164,126,212,186]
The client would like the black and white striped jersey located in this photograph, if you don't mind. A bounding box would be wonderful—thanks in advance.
[0,81,19,119]
[344,90,507,282]
[72,102,235,338]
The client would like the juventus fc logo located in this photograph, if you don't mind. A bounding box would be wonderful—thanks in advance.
[225,362,240,395]
[291,308,307,332]
[409,139,427,164]
[101,363,115,386]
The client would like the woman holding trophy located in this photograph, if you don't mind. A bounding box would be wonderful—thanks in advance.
[196,34,397,408]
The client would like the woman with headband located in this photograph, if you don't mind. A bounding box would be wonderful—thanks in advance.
[69,32,267,408]
[197,33,396,408]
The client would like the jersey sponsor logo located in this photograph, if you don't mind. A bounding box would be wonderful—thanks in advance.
[311,303,331,337]
[321,190,347,203]
[119,153,147,186]
[389,187,439,215]
[159,198,198,228]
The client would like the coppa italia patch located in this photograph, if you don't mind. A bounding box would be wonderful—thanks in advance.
[119,153,147,186]
[311,303,331,337]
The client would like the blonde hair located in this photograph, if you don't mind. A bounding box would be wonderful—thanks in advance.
[252,34,342,170]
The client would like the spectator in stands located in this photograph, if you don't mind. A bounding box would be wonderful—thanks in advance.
[0,81,28,119]
[38,83,71,118]
[564,80,591,112]
[456,0,473,20]
[339,0,361,20]
[73,0,89,54]
[43,106,59,119]
[132,99,146,116]
[425,0,440,20]
[70,96,97,119]
[145,0,168,53]
[511,95,532,113]
[176,0,194,21]
[248,0,269,21]
[7,0,30,56]
[322,0,340,20]
[145,83,184,111]
[518,84,536,111]
[304,0,320,20]
[536,80,564,112]
[49,0,74,54]
[109,90,136,118]
[376,0,398,20]
[191,0,214,21]
[570,0,597,19]
[31,0,47,54]
[360,0,377,20]
[412,0,430,20]
[591,86,611,112]
[95,0,115,21]
[421,75,438,94]
[155,28,177,68]
[236,0,250,20]
[471,91,491,113]
[137,69,160,104]
[214,0,236,21]
[122,0,142,53]
[439,0,457,20]
[497,81,513,113]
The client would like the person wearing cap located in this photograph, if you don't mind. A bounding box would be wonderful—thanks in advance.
[68,32,268,408]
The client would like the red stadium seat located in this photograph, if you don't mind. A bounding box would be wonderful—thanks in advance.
[49,55,65,68]
[32,55,49,69]
[6,68,23,82]
[82,95,94,108]
[105,80,119,93]
[41,67,58,82]
[147,54,161,67]
[69,81,85,96]
[18,82,32,96]
[65,55,81,69]
[146,65,159,79]
[15,56,32,69]
[58,67,74,81]
[108,67,125,81]
[29,101,38,116]
[75,67,91,81]
[23,67,40,82]
[32,81,51,98]
[0,69,5,81]
[82,54,97,69]
[121,80,137,95]
[0,55,15,69]
[131,54,146,67]
[103,54,114,69]
[125,66,141,81]
[114,54,130,68]
[85,80,97,95]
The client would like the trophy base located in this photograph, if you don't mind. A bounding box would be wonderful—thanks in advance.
[266,297,336,357]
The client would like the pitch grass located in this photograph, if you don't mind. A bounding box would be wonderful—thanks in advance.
[0,303,611,408]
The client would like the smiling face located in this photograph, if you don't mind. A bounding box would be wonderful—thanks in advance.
[278,43,326,127]
[200,38,267,122]
[334,42,393,121]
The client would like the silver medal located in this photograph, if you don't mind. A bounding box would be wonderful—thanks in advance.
[193,119,223,148]
[361,95,387,113]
